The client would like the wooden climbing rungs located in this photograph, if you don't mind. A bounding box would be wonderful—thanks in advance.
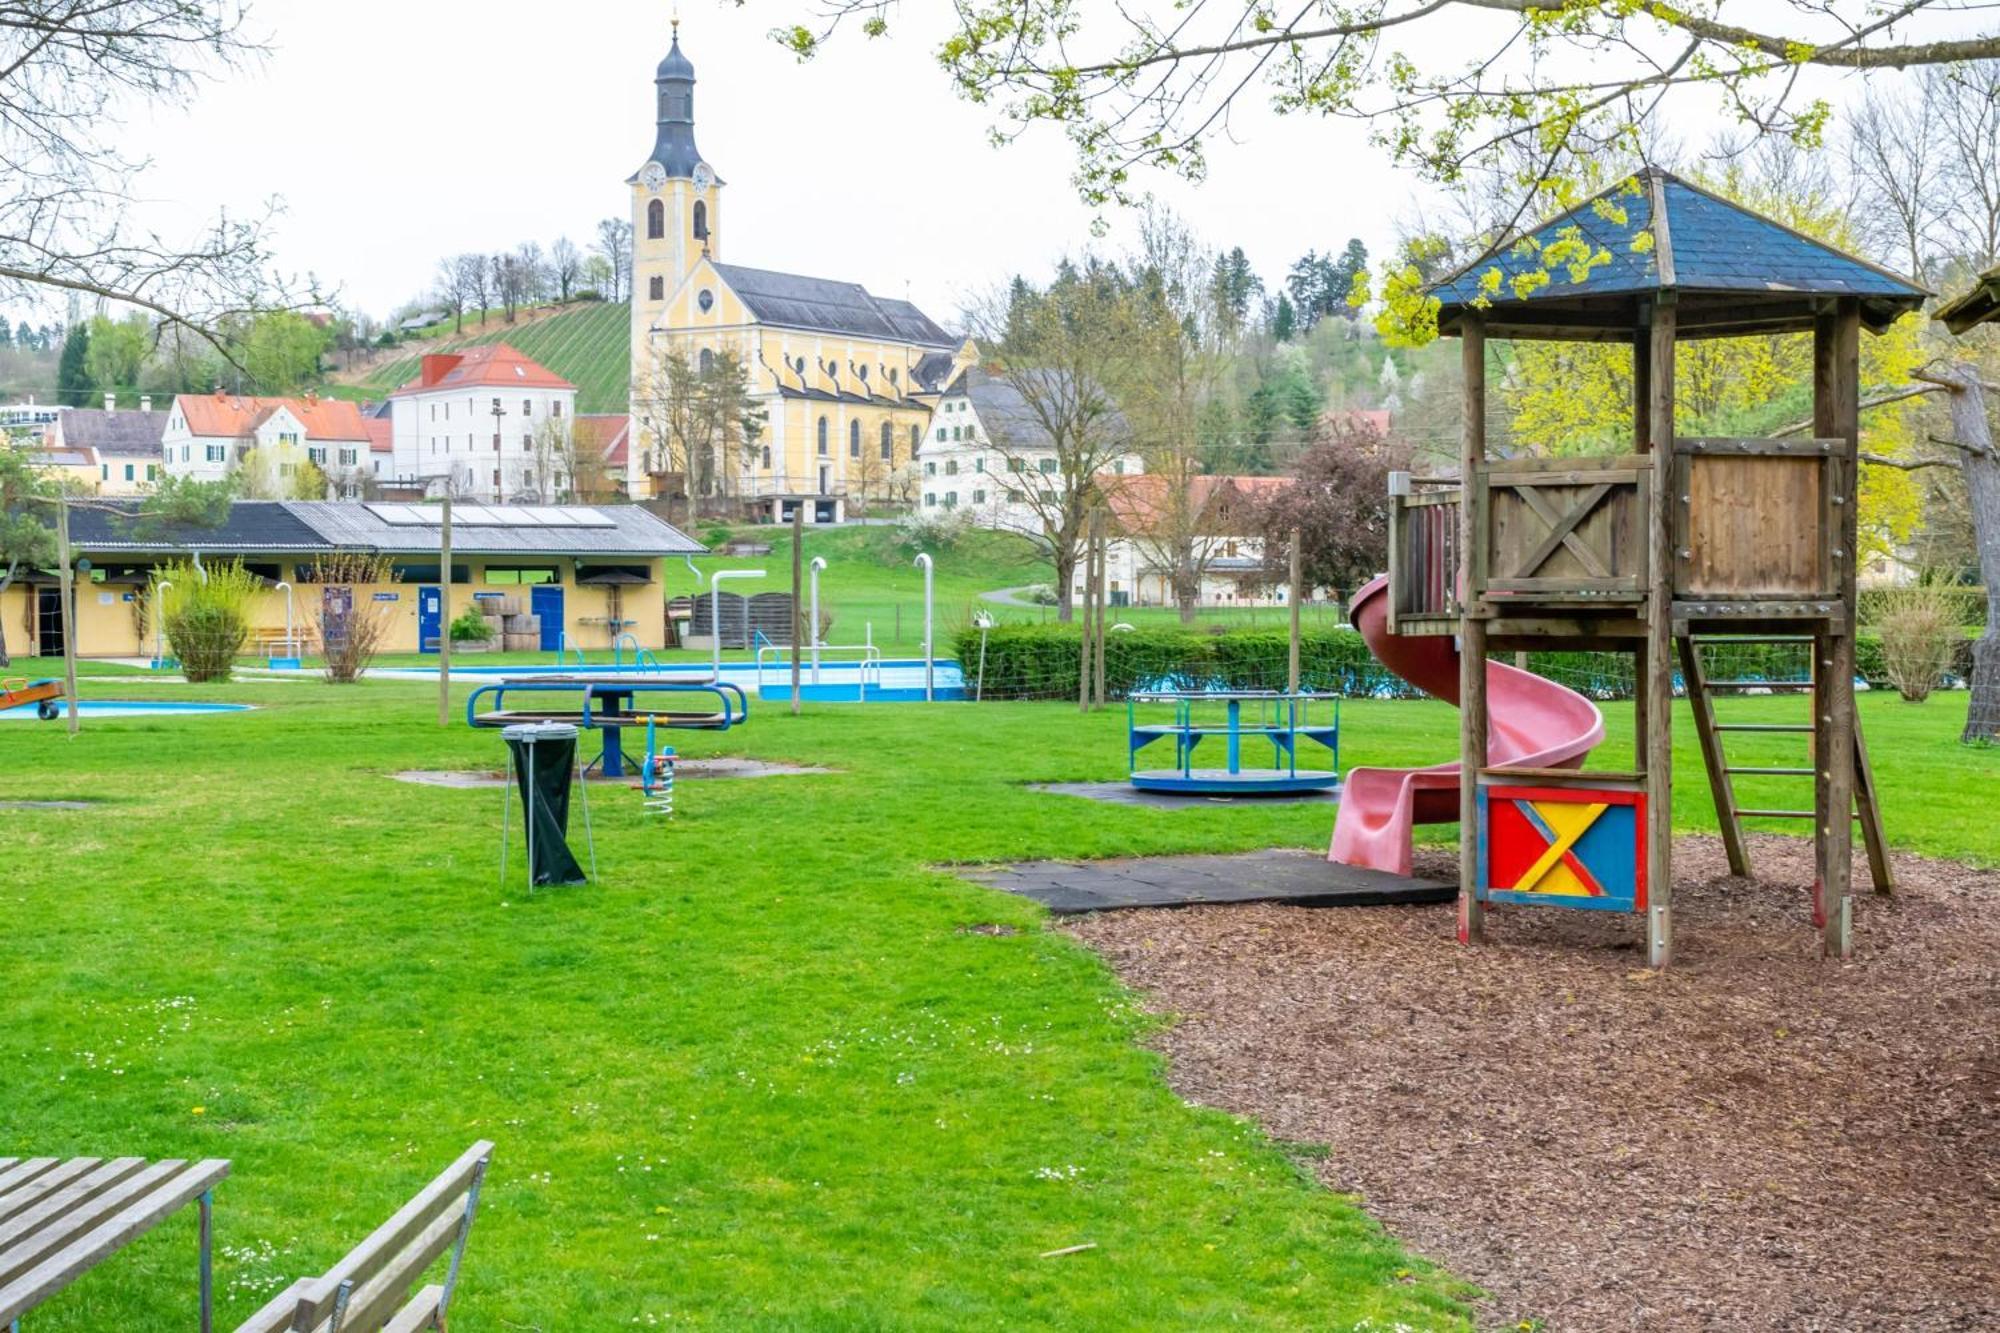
[1677,633,1892,894]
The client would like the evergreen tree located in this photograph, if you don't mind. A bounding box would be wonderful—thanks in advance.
[56,322,90,405]
[0,317,12,348]
[1271,293,1297,342]
[1327,239,1369,321]
[1206,247,1260,335]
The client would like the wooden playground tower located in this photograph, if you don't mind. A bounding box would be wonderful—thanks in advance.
[1390,168,1928,965]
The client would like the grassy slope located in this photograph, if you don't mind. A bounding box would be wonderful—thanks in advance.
[3,675,1993,1330]
[351,302,632,412]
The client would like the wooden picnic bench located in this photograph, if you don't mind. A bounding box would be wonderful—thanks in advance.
[0,1155,229,1332]
[233,1141,492,1333]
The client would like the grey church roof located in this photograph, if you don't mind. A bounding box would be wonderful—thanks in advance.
[57,409,166,455]
[712,263,954,348]
[911,352,960,393]
[1430,167,1928,340]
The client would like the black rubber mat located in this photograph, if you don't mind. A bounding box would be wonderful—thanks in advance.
[961,849,1454,913]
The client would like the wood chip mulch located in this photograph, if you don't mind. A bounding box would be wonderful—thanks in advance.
[1063,834,1999,1332]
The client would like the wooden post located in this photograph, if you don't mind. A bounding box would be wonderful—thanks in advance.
[1631,328,1652,452]
[54,495,79,736]
[1287,528,1302,693]
[1093,510,1109,709]
[1814,299,1861,958]
[1644,298,1677,967]
[790,505,803,715]
[1457,314,1488,945]
[1077,518,1094,713]
[437,497,452,726]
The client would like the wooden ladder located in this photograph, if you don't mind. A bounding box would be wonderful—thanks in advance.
[1677,634,1893,893]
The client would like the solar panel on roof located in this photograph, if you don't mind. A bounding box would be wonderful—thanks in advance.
[452,504,503,525]
[557,507,616,528]
[521,506,575,526]
[366,503,428,524]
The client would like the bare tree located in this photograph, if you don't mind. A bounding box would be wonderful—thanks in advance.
[963,267,1139,620]
[635,345,767,500]
[434,254,475,334]
[550,237,582,303]
[1935,63,2000,275]
[0,3,309,352]
[492,253,522,323]
[595,218,632,303]
[525,415,578,502]
[514,241,547,305]
[465,253,492,327]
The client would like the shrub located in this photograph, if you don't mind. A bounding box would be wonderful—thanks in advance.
[1870,581,1962,702]
[701,525,732,550]
[309,552,399,683]
[150,560,258,682]
[897,507,972,554]
[449,606,493,642]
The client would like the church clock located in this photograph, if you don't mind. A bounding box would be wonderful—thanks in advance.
[640,161,666,190]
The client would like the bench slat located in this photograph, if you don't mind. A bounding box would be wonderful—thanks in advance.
[0,1158,228,1323]
[0,1159,148,1243]
[0,1159,108,1226]
[380,1284,443,1333]
[285,1142,492,1329]
[0,1161,59,1199]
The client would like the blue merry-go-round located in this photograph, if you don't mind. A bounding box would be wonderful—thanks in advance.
[1126,690,1340,794]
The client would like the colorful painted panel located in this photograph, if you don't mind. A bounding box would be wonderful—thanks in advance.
[1477,784,1647,913]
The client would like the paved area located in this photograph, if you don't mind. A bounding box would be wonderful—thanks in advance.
[1031,781,1338,808]
[392,757,830,788]
[962,849,1453,913]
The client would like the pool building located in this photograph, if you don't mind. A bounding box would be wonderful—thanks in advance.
[5,500,705,659]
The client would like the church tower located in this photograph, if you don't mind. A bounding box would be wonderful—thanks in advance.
[628,21,722,492]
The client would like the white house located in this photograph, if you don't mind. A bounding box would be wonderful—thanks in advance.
[1096,474,1295,609]
[917,367,1141,532]
[161,390,373,495]
[386,344,579,502]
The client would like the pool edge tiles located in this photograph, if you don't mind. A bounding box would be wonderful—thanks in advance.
[0,701,255,721]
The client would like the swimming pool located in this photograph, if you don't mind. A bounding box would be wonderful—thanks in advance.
[0,700,253,721]
[273,657,970,699]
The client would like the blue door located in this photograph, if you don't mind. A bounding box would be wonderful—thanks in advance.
[532,584,564,653]
[418,586,442,654]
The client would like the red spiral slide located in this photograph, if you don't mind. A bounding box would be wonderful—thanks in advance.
[1330,574,1606,876]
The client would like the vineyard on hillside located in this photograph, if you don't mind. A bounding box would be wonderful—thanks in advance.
[354,301,632,412]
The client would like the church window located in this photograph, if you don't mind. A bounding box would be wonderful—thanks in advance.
[698,348,714,373]
[697,289,714,313]
[909,424,920,451]
[649,275,664,300]
[693,201,708,240]
[761,446,771,469]
[848,420,860,457]
[879,422,892,459]
[816,416,828,455]
[646,199,664,240]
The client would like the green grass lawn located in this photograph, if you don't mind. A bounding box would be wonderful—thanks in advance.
[2,675,1992,1329]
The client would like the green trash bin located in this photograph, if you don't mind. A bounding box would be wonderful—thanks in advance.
[501,722,594,890]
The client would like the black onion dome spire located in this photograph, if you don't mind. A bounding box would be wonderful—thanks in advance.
[648,22,701,177]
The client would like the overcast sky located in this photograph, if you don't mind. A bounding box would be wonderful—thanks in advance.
[43,0,1960,330]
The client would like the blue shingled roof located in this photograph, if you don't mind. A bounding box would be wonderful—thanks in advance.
[1431,168,1925,335]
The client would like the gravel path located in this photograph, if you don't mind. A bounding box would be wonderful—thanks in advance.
[1065,834,1999,1332]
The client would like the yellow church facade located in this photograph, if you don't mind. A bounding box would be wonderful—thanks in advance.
[624,26,970,520]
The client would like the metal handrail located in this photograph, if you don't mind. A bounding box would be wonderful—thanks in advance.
[555,632,587,668]
[753,641,883,690]
[612,632,641,667]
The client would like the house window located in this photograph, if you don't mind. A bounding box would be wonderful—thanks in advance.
[944,460,958,476]
[816,416,828,455]
[879,421,893,460]
[924,461,935,477]
[944,492,957,509]
[964,424,976,441]
[647,199,664,239]
[973,489,986,504]
[430,405,436,422]
[1008,458,1024,473]
[205,444,225,463]
[307,446,327,465]
[522,398,532,415]
[338,448,357,467]
[99,464,107,480]
[552,402,562,418]
[848,420,860,457]
[951,426,961,442]
[924,492,935,507]
[278,462,296,478]
[1005,489,1023,503]
[936,428,945,442]
[649,275,665,300]
[1038,458,1058,474]
[693,200,708,240]
[146,464,157,481]
[975,458,985,472]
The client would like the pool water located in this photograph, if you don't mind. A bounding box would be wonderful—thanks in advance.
[0,700,252,721]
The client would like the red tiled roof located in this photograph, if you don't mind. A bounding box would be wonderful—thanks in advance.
[389,343,575,396]
[363,417,394,454]
[1100,473,1291,535]
[573,414,630,466]
[174,392,371,443]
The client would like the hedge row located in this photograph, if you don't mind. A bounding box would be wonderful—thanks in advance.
[952,623,1980,701]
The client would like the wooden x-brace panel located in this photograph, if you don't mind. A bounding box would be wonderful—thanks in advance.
[1510,483,1613,579]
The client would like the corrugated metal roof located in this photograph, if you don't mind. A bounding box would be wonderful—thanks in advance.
[1430,168,1927,338]
[712,263,953,347]
[63,500,703,557]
